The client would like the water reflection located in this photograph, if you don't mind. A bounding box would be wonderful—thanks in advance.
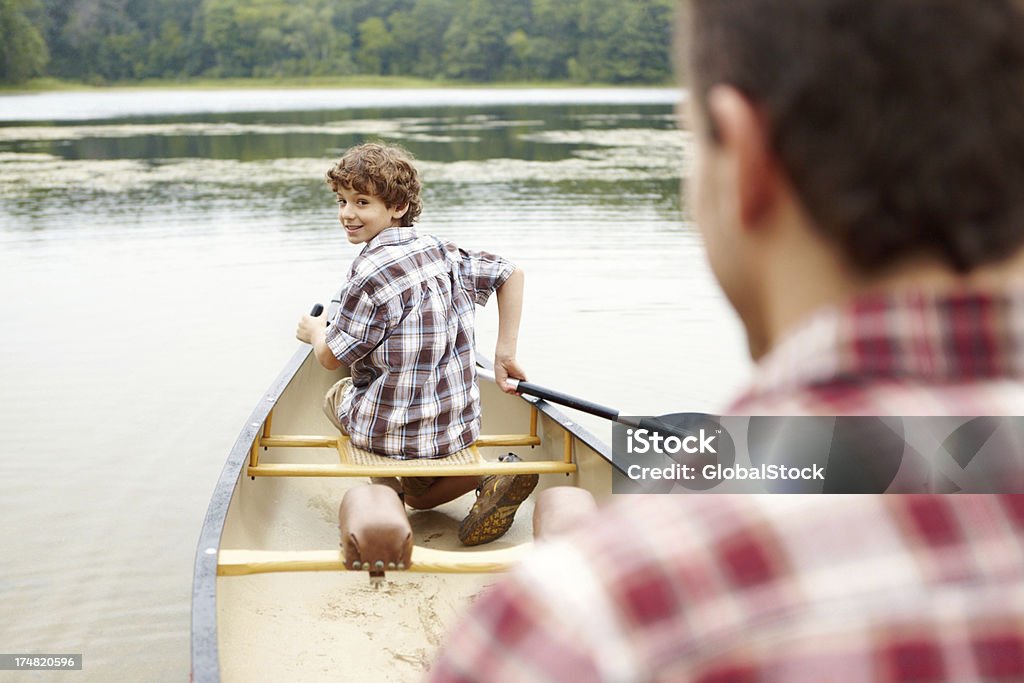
[0,104,676,162]
[0,105,687,231]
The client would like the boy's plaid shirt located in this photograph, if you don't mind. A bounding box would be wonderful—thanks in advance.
[427,287,1024,682]
[325,226,514,459]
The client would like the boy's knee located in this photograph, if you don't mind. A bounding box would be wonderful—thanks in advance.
[403,492,434,510]
[400,476,438,509]
[401,476,437,502]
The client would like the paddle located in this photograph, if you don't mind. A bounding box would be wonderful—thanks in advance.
[476,367,696,437]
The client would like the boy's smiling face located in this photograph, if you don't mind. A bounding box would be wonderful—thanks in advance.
[336,186,408,245]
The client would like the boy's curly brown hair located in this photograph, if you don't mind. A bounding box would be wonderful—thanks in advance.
[326,143,423,226]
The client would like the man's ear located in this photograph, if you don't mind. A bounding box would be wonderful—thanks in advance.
[392,203,410,221]
[706,85,778,229]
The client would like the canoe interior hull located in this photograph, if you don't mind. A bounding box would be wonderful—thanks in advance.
[210,353,613,682]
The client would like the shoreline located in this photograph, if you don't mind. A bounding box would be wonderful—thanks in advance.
[0,76,675,95]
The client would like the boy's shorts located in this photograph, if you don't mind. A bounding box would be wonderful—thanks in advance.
[323,377,436,499]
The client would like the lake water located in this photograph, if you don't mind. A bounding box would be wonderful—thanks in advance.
[0,87,750,681]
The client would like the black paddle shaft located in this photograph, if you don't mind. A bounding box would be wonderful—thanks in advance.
[512,380,699,440]
[513,380,620,422]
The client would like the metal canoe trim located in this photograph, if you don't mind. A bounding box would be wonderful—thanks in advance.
[190,344,310,683]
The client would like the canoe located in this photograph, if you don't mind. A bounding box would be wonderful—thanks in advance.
[191,338,618,682]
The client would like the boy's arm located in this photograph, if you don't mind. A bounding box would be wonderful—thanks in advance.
[296,311,344,371]
[494,267,526,394]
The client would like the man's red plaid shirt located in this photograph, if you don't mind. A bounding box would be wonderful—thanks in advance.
[427,287,1024,682]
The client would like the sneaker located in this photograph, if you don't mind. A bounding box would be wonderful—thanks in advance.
[458,454,539,546]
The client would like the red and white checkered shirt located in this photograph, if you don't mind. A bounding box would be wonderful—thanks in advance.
[731,288,1024,416]
[326,226,514,459]
[427,287,1024,682]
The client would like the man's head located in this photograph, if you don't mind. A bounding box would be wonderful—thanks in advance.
[680,0,1024,357]
[327,143,423,243]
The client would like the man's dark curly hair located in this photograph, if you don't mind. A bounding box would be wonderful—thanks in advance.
[682,0,1024,273]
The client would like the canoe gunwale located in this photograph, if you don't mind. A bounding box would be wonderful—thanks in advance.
[191,344,309,683]
[189,346,617,683]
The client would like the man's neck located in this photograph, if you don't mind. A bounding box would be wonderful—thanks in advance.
[757,233,1024,360]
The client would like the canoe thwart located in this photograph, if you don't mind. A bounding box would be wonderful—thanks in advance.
[248,400,550,478]
[246,436,575,478]
[216,543,532,576]
[247,460,576,478]
[256,433,540,449]
[259,435,340,448]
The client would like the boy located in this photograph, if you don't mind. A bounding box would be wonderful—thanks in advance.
[296,142,534,547]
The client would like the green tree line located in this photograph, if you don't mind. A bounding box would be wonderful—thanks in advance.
[1,0,675,85]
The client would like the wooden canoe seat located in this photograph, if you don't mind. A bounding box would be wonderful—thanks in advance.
[342,440,479,468]
[246,404,577,478]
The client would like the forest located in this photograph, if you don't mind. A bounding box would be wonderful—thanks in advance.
[1,0,675,85]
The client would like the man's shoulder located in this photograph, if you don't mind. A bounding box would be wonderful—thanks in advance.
[732,286,1024,416]
[730,377,1024,416]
